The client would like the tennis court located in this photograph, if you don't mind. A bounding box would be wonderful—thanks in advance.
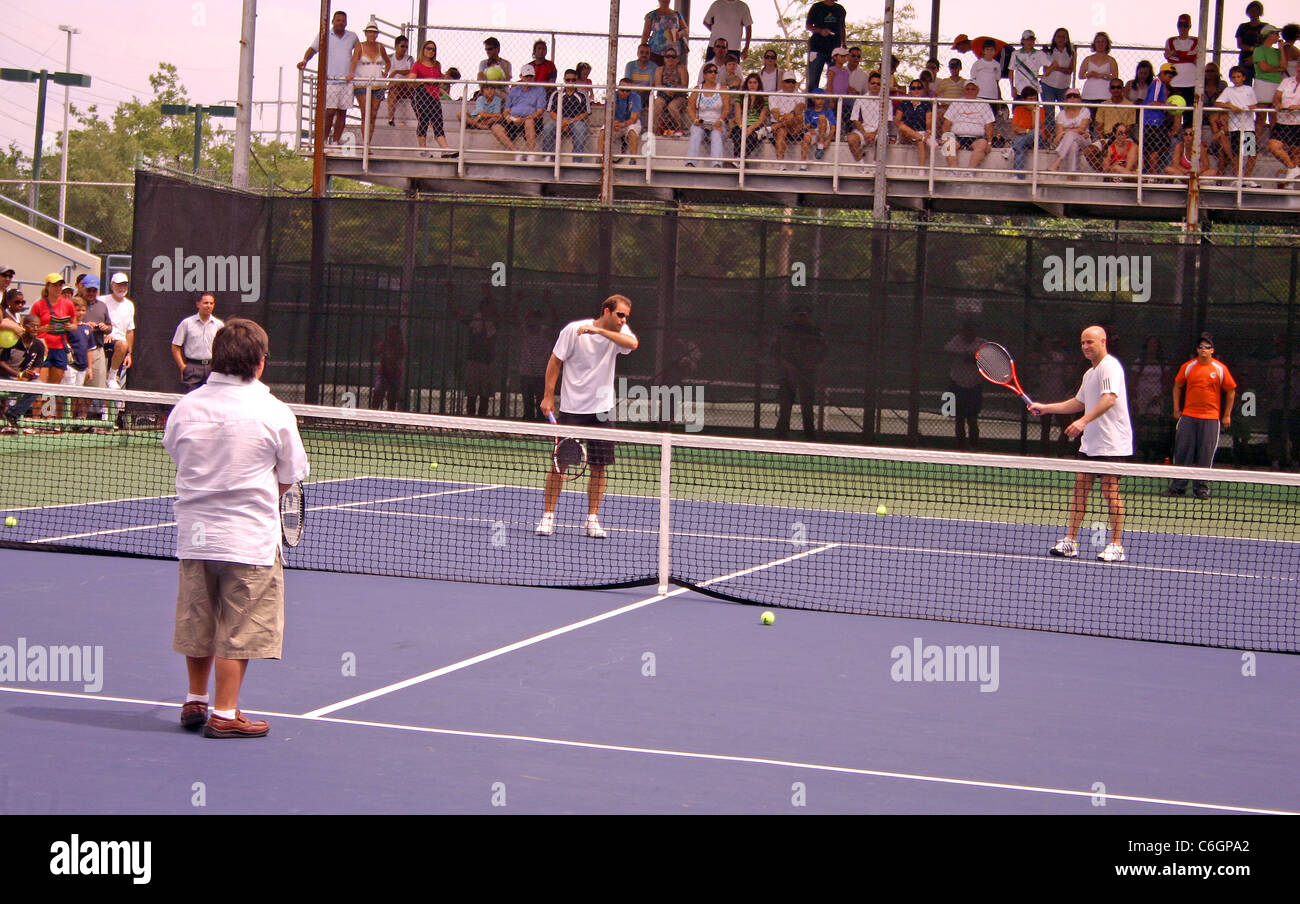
[1,384,1298,814]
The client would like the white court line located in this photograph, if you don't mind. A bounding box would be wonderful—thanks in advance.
[303,543,840,718]
[0,685,1290,815]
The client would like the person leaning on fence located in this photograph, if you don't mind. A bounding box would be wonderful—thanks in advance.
[1216,65,1260,185]
[385,34,414,125]
[1267,66,1300,186]
[1165,333,1237,499]
[298,10,359,148]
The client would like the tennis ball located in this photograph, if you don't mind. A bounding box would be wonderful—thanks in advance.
[876,504,888,515]
[761,611,775,625]
[0,329,18,349]
[483,65,506,82]
[429,461,439,469]
[1168,94,1187,107]
[4,516,16,528]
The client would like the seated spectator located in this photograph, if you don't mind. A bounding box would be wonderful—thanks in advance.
[801,88,836,165]
[768,71,807,169]
[1216,65,1260,184]
[1010,86,1046,177]
[846,71,884,166]
[605,80,645,161]
[541,70,592,157]
[686,62,731,167]
[942,80,995,173]
[528,39,557,84]
[574,62,595,101]
[1084,79,1137,170]
[1267,68,1300,186]
[624,44,659,101]
[467,82,506,134]
[895,78,933,166]
[501,65,548,159]
[1100,123,1140,178]
[478,36,513,81]
[736,73,772,160]
[918,68,936,97]
[1165,125,1219,177]
[386,35,415,125]
[1049,89,1091,172]
[652,48,690,136]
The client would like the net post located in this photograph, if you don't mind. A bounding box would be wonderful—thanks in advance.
[658,431,671,595]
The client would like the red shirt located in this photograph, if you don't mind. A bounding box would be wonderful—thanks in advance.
[31,296,76,349]
[529,60,557,83]
[410,61,443,98]
[1175,357,1237,419]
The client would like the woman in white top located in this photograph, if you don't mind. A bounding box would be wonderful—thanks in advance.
[686,62,732,167]
[348,23,391,142]
[386,35,414,126]
[1040,27,1076,129]
[1049,88,1091,171]
[1078,32,1118,107]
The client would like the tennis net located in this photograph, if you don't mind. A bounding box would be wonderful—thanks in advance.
[3,380,1298,653]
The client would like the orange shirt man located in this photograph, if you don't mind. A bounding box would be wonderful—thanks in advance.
[1166,332,1236,498]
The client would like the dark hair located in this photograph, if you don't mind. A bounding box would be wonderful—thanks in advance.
[1246,2,1263,16]
[564,68,578,78]
[601,294,632,314]
[1135,59,1154,82]
[1019,86,1039,99]
[1283,23,1300,42]
[211,318,269,379]
[3,288,22,304]
[1229,65,1247,77]
[484,36,500,49]
[1045,28,1073,55]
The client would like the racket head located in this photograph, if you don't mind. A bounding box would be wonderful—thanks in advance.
[281,481,305,547]
[553,437,588,481]
[975,342,1015,385]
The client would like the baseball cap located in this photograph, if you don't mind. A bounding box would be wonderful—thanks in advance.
[1021,30,1036,41]
[60,285,75,295]
[83,275,100,290]
[45,272,64,284]
[1260,25,1277,37]
[832,47,849,57]
[965,80,979,88]
[110,272,129,284]
[782,70,799,82]
[951,34,970,47]
[1159,63,1177,75]
[1197,332,1215,348]
[519,64,536,78]
[1065,88,1082,98]
[0,265,13,277]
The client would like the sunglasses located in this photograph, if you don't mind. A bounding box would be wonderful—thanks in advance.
[765,55,777,60]
[664,53,678,57]
[564,79,576,83]
[910,84,923,90]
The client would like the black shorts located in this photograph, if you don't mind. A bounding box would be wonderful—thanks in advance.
[557,410,615,466]
[1272,124,1300,147]
[1229,130,1255,156]
[1075,451,1131,479]
[954,135,982,150]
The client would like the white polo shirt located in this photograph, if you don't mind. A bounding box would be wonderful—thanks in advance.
[849,94,882,131]
[163,373,310,566]
[309,29,360,80]
[1075,353,1133,457]
[102,294,136,344]
[171,313,225,360]
[552,319,636,414]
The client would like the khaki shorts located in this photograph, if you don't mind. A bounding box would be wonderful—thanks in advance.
[173,553,285,659]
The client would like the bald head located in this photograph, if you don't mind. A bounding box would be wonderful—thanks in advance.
[1080,325,1108,364]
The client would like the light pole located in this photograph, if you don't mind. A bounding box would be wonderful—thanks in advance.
[1,66,91,226]
[58,24,80,241]
[161,104,237,175]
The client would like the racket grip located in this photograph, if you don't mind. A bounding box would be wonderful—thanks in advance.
[546,412,557,425]
[1021,393,1035,408]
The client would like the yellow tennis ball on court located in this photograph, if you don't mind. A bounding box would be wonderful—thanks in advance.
[761,611,775,625]
[876,504,888,515]
[4,516,16,528]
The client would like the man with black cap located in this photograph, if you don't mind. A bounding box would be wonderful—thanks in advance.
[1166,332,1237,499]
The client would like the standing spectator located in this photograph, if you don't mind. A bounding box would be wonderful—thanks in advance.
[1079,32,1119,111]
[651,48,690,136]
[1029,325,1134,563]
[1265,334,1300,469]
[846,46,871,98]
[757,48,782,93]
[703,0,752,62]
[951,33,1008,68]
[542,70,592,157]
[1126,59,1156,105]
[1008,30,1048,104]
[517,304,556,420]
[348,21,390,144]
[527,39,557,85]
[1166,333,1237,498]
[643,0,688,67]
[825,46,851,97]
[1165,14,1199,124]
[686,62,732,167]
[30,273,75,390]
[936,58,967,106]
[1,286,25,335]
[1267,65,1300,184]
[478,37,513,81]
[385,34,414,126]
[77,276,110,420]
[805,0,847,96]
[103,273,136,390]
[1131,335,1173,461]
[944,320,985,450]
[1254,25,1285,135]
[769,72,808,169]
[460,292,499,417]
[502,65,548,160]
[846,71,884,167]
[895,79,934,166]
[625,44,659,102]
[163,319,310,739]
[536,295,638,539]
[1049,90,1091,173]
[941,81,995,175]
[370,322,406,411]
[1040,28,1076,130]
[1236,2,1266,83]
[171,293,224,393]
[0,314,45,434]
[409,40,456,159]
[970,39,1004,112]
[0,265,13,299]
[771,303,827,441]
[1216,65,1260,185]
[61,297,94,404]
[1031,334,1073,456]
[297,10,360,148]
[1142,63,1178,173]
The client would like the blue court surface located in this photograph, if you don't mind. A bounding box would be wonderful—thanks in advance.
[2,531,1298,814]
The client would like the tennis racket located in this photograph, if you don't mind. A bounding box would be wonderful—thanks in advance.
[280,481,305,547]
[547,412,588,481]
[975,341,1035,408]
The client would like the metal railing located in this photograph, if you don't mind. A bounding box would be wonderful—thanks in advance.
[0,187,104,251]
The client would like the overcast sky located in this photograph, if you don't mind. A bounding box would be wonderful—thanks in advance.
[0,0,1278,157]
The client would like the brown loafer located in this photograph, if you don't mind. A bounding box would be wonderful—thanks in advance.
[180,701,209,730]
[203,711,270,739]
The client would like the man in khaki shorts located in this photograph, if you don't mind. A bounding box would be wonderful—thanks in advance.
[162,319,309,738]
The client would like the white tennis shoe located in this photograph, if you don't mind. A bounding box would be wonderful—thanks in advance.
[584,515,607,539]
[1048,537,1078,558]
[535,512,555,536]
[1097,542,1126,563]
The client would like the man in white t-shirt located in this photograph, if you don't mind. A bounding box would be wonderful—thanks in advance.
[297,10,360,147]
[537,295,638,538]
[941,81,996,172]
[703,0,753,61]
[102,272,136,389]
[1029,325,1134,563]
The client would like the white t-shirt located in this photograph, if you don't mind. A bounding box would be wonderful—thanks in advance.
[309,29,360,80]
[970,60,1001,99]
[552,318,636,414]
[1075,353,1133,457]
[1275,76,1300,126]
[944,100,994,136]
[102,294,136,343]
[163,373,310,566]
[849,94,882,131]
[702,0,753,51]
[769,91,803,117]
[1168,36,1198,88]
[1216,84,1257,132]
[847,66,870,95]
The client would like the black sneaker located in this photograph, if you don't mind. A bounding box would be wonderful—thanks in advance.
[1162,487,1185,497]
[1194,487,1210,499]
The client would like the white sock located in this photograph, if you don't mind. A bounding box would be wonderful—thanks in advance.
[211,708,237,720]
[185,693,209,704]
[587,514,600,523]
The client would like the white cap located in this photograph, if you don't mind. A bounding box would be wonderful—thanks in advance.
[832,47,849,57]
[519,64,536,77]
[782,70,799,82]
[110,272,129,284]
